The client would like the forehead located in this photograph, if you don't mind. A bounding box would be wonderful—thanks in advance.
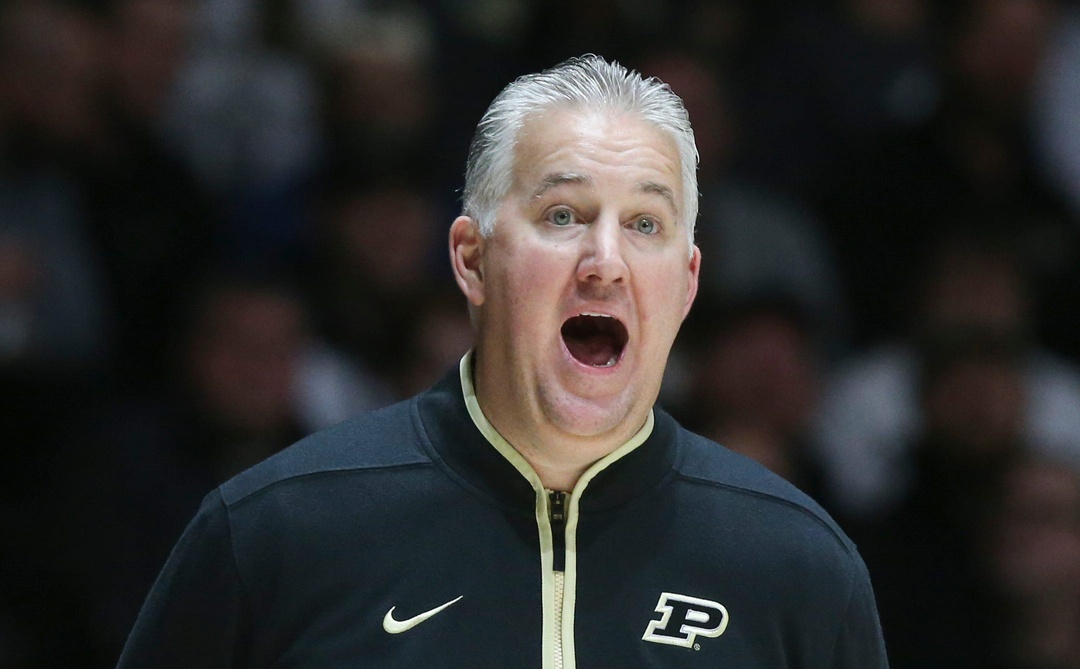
[510,108,683,207]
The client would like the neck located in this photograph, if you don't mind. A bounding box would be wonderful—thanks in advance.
[475,378,640,491]
[462,352,652,491]
[517,450,590,492]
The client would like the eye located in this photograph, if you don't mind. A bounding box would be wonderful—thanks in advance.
[633,217,659,235]
[548,208,576,227]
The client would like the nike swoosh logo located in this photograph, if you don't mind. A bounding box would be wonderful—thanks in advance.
[383,595,464,634]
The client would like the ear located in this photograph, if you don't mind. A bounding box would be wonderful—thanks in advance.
[682,244,701,320]
[449,216,485,308]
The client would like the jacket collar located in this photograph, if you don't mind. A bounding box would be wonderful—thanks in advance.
[416,352,679,512]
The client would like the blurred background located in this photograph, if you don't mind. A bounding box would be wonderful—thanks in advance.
[1,0,1079,666]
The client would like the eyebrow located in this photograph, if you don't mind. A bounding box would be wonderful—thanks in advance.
[637,181,679,219]
[532,174,679,215]
[531,172,592,199]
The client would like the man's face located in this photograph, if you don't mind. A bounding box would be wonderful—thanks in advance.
[453,108,700,446]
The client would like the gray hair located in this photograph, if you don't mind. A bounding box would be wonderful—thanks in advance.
[462,54,700,246]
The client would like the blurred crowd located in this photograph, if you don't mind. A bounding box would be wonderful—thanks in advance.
[1,0,1079,667]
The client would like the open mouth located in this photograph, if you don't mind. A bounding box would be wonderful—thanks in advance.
[561,313,629,368]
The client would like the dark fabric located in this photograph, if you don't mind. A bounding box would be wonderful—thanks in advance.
[118,368,888,668]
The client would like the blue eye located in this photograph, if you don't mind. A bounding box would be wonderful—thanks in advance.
[634,217,659,235]
[549,209,575,226]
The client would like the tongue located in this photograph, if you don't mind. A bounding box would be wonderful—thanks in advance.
[566,333,618,367]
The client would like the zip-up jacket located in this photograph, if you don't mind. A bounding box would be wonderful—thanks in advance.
[118,357,889,668]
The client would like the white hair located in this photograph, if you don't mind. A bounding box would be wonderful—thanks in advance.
[461,54,700,247]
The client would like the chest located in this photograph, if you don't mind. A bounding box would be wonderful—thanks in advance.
[235,488,843,668]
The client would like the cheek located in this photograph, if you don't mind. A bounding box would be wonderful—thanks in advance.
[644,263,695,325]
[495,240,572,301]
[486,252,563,337]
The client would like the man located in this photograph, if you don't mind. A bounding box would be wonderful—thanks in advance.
[118,55,888,668]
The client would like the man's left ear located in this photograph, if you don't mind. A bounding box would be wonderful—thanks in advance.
[449,216,485,307]
[683,245,701,319]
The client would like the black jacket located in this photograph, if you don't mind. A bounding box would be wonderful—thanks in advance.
[118,361,888,668]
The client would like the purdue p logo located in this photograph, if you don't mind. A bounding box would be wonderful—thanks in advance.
[642,592,729,649]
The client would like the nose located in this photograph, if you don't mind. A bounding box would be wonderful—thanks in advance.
[576,218,628,285]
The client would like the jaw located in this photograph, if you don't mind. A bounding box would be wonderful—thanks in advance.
[537,370,640,439]
[546,337,649,439]
[471,294,663,442]
[470,318,663,462]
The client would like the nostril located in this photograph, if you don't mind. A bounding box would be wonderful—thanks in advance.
[578,238,628,283]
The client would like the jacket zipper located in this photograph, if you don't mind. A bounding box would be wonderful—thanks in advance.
[458,354,650,669]
[549,491,567,572]
[548,490,569,669]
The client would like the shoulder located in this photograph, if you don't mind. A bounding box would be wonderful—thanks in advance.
[670,421,859,561]
[219,396,434,506]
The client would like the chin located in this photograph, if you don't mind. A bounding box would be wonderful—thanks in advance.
[541,385,640,439]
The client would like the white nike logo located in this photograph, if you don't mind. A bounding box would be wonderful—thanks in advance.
[382,595,464,634]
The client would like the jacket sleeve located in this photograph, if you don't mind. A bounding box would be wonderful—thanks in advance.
[117,489,249,668]
[830,558,890,669]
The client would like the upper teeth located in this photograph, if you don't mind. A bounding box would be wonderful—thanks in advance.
[581,312,613,318]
